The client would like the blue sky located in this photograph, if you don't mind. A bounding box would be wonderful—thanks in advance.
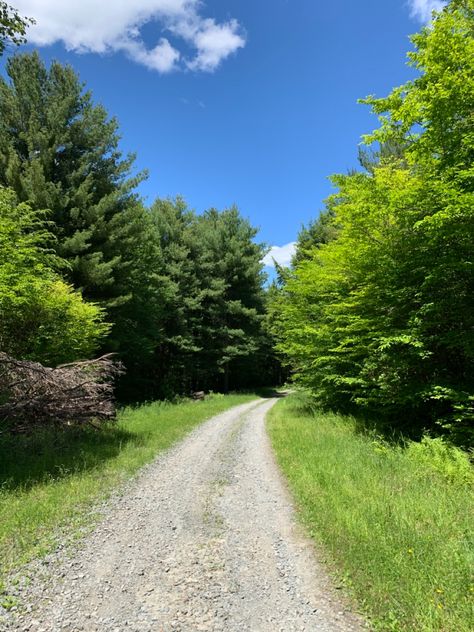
[5,1,444,266]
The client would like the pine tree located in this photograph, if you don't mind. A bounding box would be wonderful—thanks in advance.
[190,207,267,391]
[0,52,145,307]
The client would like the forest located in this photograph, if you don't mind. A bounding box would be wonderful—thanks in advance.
[0,51,280,409]
[0,0,472,447]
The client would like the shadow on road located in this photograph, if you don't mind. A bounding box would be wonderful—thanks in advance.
[253,387,288,399]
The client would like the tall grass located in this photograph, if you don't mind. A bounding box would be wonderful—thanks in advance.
[267,392,474,631]
[0,393,257,591]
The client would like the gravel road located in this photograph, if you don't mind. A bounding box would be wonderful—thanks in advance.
[3,398,364,632]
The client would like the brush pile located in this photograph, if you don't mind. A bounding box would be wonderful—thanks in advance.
[0,353,123,431]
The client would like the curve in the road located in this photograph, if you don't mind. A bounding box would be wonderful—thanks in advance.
[6,398,364,632]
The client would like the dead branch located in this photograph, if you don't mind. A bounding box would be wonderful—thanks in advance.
[0,353,124,432]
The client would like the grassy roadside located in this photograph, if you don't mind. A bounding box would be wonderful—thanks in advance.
[0,393,258,592]
[267,392,474,632]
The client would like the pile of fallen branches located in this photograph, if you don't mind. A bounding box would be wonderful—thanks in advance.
[0,353,124,432]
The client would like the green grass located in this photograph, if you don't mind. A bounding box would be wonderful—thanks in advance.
[0,392,258,590]
[267,392,474,632]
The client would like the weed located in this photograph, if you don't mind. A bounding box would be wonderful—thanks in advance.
[1,595,18,611]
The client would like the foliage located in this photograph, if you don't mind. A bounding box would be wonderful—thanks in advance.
[0,2,33,56]
[404,436,474,486]
[268,392,474,631]
[0,52,148,322]
[362,0,474,183]
[189,206,268,391]
[271,1,474,442]
[0,188,108,366]
[291,205,338,266]
[0,53,279,397]
[123,199,274,398]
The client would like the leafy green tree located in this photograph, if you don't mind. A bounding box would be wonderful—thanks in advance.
[273,0,474,442]
[0,2,33,56]
[0,188,108,366]
[362,0,474,184]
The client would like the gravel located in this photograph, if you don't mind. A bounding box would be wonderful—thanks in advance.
[1,398,366,631]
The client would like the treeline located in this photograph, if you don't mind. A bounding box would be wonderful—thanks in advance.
[0,50,279,400]
[271,1,474,445]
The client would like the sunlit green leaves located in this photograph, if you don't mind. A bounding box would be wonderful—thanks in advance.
[272,2,474,442]
[0,188,108,365]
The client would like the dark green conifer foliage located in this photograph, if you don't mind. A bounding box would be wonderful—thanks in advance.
[0,52,145,308]
[292,206,338,267]
[135,197,200,398]
[190,207,267,391]
[147,201,270,394]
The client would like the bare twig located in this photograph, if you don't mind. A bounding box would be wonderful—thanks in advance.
[0,353,124,431]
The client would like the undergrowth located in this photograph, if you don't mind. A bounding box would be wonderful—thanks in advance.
[267,391,474,631]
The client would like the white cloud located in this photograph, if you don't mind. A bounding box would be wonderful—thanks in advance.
[14,0,245,73]
[119,37,180,73]
[262,242,297,269]
[408,0,446,22]
[185,19,245,72]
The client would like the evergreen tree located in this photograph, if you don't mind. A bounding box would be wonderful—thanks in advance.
[0,52,145,307]
[292,206,338,267]
[190,207,267,391]
[142,200,271,395]
[130,197,200,398]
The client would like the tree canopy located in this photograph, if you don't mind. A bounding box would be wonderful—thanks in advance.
[271,0,474,444]
[0,1,33,56]
[1,1,472,442]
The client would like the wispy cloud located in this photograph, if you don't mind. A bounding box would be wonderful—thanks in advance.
[14,1,245,73]
[408,0,446,22]
[180,97,206,108]
[262,243,296,268]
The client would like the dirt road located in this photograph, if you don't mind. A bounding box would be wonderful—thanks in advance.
[6,398,363,632]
